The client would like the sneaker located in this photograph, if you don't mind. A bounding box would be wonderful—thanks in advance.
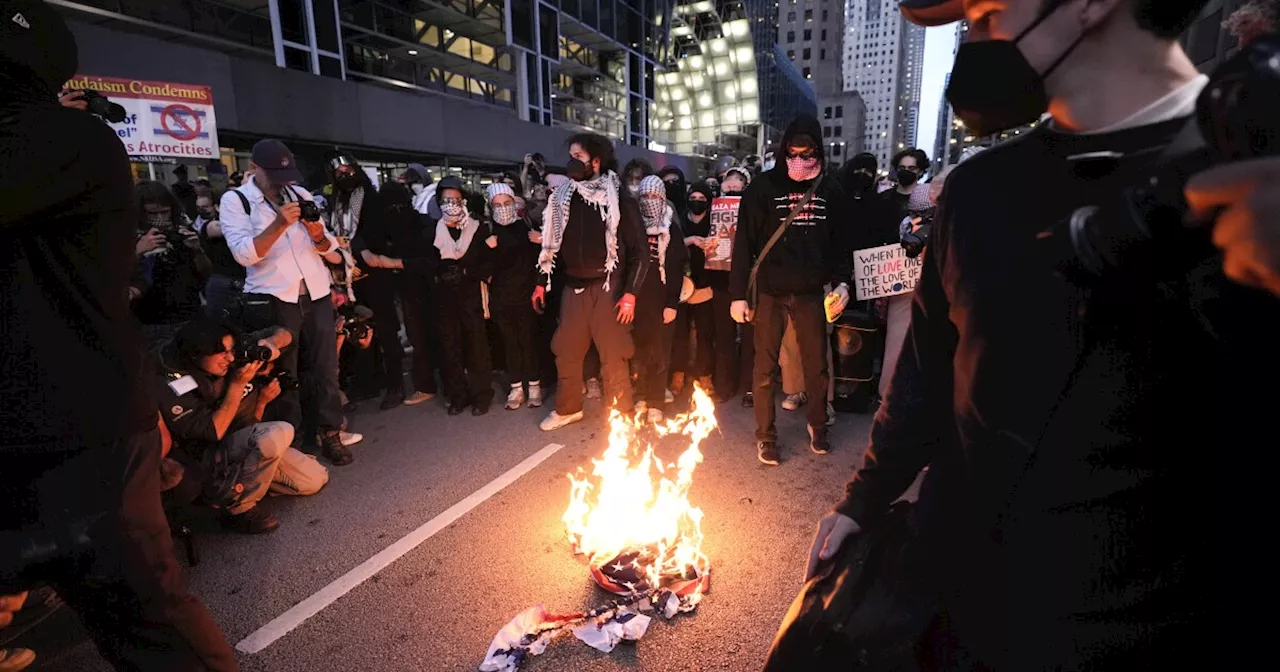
[826,402,837,427]
[757,441,781,466]
[404,391,435,406]
[664,389,675,404]
[221,506,280,535]
[540,409,585,432]
[782,392,808,411]
[506,387,526,410]
[585,378,603,399]
[472,397,492,416]
[339,430,363,447]
[742,392,754,408]
[0,648,35,671]
[527,384,544,408]
[669,371,686,395]
[648,408,665,424]
[321,431,354,466]
[379,392,404,410]
[809,425,831,455]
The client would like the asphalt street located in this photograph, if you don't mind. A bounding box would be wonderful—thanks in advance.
[26,390,905,672]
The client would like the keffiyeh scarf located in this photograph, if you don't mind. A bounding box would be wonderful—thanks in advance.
[435,214,481,260]
[646,204,673,285]
[538,170,621,290]
[637,175,672,285]
[329,187,365,301]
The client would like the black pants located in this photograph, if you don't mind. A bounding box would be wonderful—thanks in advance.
[690,291,738,395]
[552,281,634,414]
[1,429,237,671]
[494,303,540,387]
[435,283,493,406]
[633,279,673,407]
[669,304,690,378]
[397,273,438,395]
[753,293,829,441]
[243,291,342,437]
[356,272,406,396]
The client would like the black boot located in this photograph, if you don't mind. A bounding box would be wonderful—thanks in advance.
[447,397,469,416]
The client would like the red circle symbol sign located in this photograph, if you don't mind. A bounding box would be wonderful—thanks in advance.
[159,104,201,141]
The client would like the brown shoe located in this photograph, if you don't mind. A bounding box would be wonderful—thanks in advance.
[320,431,354,466]
[221,507,280,535]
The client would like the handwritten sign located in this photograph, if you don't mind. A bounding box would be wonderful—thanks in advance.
[853,243,923,301]
[705,196,740,272]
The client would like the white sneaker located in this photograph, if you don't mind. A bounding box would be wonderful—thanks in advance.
[540,410,584,432]
[339,430,363,446]
[648,408,665,424]
[782,392,808,411]
[527,385,544,408]
[826,402,837,427]
[585,378,603,399]
[403,391,435,406]
[664,389,674,404]
[506,387,526,410]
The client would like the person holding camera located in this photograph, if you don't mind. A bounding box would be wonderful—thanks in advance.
[1,2,236,668]
[798,1,1273,668]
[130,180,212,345]
[157,320,328,534]
[220,139,353,466]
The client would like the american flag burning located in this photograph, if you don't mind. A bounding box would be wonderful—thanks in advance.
[478,386,719,671]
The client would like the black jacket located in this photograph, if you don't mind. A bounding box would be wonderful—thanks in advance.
[489,217,541,308]
[546,188,649,298]
[352,199,435,280]
[729,117,852,300]
[0,82,155,455]
[640,216,689,310]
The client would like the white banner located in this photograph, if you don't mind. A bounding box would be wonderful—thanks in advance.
[65,75,220,161]
[852,243,924,301]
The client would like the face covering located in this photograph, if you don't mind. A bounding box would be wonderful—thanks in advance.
[410,183,425,195]
[896,169,920,187]
[687,200,710,216]
[639,198,666,222]
[786,155,821,181]
[492,203,518,225]
[566,158,593,182]
[848,172,874,193]
[146,213,170,229]
[441,201,465,219]
[335,172,361,192]
[946,0,1088,136]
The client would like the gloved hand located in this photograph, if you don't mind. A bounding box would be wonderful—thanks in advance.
[730,300,752,324]
[824,284,850,323]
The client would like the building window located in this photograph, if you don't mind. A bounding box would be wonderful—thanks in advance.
[835,126,842,137]
[836,105,843,118]
[787,11,795,21]
[820,48,826,60]
[824,106,832,119]
[803,67,811,78]
[803,47,811,59]
[804,9,812,21]
[787,31,795,43]
[821,29,827,41]
[803,29,811,41]
[824,126,832,138]
[822,10,828,21]
[787,49,796,59]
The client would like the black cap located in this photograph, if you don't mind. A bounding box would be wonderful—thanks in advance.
[250,139,303,184]
[0,0,78,96]
[900,0,964,26]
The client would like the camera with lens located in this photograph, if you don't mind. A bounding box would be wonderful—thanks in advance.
[236,339,273,363]
[298,200,322,223]
[255,368,300,392]
[338,304,373,341]
[1049,32,1280,286]
[900,212,934,260]
[78,89,128,123]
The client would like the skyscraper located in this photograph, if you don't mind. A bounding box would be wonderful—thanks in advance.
[779,0,865,164]
[842,0,925,169]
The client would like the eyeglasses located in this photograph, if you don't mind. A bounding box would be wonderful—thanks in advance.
[441,197,464,206]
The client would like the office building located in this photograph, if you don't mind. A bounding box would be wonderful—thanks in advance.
[897,20,926,155]
[777,0,864,164]
[932,73,953,167]
[742,0,820,151]
[50,0,691,188]
[842,0,925,169]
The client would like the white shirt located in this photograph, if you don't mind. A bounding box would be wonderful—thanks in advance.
[219,176,338,304]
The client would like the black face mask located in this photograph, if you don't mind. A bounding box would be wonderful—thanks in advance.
[687,200,709,216]
[848,172,874,194]
[335,173,361,192]
[945,0,1088,137]
[566,158,594,182]
[896,169,920,187]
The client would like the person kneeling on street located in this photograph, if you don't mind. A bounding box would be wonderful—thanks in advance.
[157,319,330,534]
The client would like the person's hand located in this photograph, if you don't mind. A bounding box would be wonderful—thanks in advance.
[486,235,499,249]
[825,284,850,323]
[182,231,203,252]
[302,217,327,242]
[277,202,302,227]
[136,228,165,255]
[528,229,543,245]
[532,285,547,314]
[59,90,88,111]
[357,327,375,349]
[259,376,283,405]
[1186,157,1280,297]
[700,238,719,253]
[805,512,862,581]
[381,256,404,270]
[730,300,752,323]
[230,360,263,387]
[615,292,637,324]
[334,315,346,333]
[663,307,677,324]
[0,592,29,629]
[686,235,706,247]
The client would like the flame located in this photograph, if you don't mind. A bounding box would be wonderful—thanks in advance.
[562,385,718,594]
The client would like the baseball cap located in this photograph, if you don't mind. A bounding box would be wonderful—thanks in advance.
[1,0,78,95]
[250,139,303,184]
[900,0,964,26]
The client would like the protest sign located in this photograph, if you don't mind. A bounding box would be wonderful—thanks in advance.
[65,75,219,160]
[705,196,740,272]
[852,243,924,301]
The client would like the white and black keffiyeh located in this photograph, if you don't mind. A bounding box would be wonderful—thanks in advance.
[637,175,672,285]
[329,186,366,301]
[537,170,621,290]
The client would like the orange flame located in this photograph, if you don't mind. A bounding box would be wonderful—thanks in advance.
[562,385,718,593]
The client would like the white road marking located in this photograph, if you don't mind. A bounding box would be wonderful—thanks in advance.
[236,442,566,654]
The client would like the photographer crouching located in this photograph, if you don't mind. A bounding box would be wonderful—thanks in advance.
[157,320,329,534]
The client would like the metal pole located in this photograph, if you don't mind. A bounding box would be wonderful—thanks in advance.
[148,162,156,181]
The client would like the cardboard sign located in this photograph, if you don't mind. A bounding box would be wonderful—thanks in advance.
[705,196,740,272]
[853,243,924,301]
[65,75,220,160]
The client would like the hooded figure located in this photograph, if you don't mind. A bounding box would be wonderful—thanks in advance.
[682,181,742,402]
[727,115,853,464]
[1,1,237,668]
[656,166,689,219]
[486,182,544,410]
[325,151,385,304]
[631,175,688,420]
[401,163,440,220]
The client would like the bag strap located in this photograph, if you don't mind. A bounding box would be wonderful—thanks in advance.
[232,188,251,216]
[747,177,821,309]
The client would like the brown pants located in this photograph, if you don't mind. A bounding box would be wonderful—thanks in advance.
[552,281,635,415]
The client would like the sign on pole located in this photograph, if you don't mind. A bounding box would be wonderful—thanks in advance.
[852,243,924,301]
[705,196,740,272]
[65,75,219,161]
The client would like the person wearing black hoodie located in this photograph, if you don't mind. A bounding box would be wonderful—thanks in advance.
[0,2,235,668]
[657,165,689,220]
[729,116,852,465]
[684,181,740,401]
